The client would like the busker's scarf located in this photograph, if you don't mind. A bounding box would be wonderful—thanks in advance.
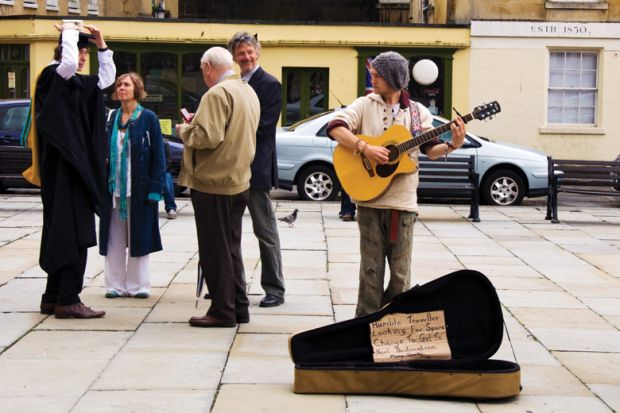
[109,104,142,221]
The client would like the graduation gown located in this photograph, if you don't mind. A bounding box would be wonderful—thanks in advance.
[35,64,107,274]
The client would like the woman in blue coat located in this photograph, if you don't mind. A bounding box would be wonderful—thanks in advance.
[99,72,165,298]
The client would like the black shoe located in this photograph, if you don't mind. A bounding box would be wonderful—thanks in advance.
[259,294,284,308]
[203,293,210,299]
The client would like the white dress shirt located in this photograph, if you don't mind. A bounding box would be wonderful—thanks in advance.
[54,28,116,89]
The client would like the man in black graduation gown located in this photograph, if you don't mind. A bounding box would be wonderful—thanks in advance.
[36,22,116,318]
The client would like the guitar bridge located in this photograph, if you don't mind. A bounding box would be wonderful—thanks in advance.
[361,153,375,177]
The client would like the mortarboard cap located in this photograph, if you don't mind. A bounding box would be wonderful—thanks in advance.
[58,31,95,49]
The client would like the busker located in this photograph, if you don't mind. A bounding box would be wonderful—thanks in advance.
[227,32,286,308]
[32,21,116,318]
[327,51,466,317]
[176,47,260,328]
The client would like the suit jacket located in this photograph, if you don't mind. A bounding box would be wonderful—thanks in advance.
[248,67,282,190]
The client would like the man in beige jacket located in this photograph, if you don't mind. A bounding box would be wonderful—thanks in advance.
[176,46,260,328]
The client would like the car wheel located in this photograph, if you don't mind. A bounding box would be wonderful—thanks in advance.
[296,165,340,201]
[174,185,187,197]
[482,170,525,206]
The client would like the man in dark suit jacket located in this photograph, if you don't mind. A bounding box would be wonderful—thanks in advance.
[228,32,285,307]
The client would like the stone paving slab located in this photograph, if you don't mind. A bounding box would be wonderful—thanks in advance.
[37,307,151,331]
[73,390,215,413]
[0,359,109,397]
[238,314,333,334]
[0,312,46,347]
[0,396,76,412]
[478,395,612,413]
[346,396,480,413]
[92,349,228,390]
[212,384,345,413]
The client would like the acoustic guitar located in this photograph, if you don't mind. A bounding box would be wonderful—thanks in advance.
[333,101,501,202]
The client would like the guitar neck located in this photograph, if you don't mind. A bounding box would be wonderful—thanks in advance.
[398,113,474,153]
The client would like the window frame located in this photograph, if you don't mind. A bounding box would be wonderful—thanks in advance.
[546,49,599,127]
[46,0,59,11]
[87,0,98,15]
[68,0,80,13]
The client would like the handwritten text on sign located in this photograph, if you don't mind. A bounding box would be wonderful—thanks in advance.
[370,311,451,363]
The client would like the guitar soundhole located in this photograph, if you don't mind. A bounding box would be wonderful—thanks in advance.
[376,162,398,178]
[386,145,400,162]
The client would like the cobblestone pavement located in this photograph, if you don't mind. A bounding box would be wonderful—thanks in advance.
[0,193,618,412]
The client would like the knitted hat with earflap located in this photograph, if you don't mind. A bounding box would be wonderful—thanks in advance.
[371,51,410,90]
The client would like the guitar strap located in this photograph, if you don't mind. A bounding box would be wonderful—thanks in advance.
[389,101,423,244]
[409,101,423,137]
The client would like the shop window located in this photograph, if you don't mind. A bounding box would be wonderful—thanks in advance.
[141,52,178,121]
[548,51,598,125]
[282,67,328,126]
[356,49,454,118]
[103,47,206,124]
[181,53,207,113]
[0,44,29,99]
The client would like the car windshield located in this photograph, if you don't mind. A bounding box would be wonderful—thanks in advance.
[286,109,335,132]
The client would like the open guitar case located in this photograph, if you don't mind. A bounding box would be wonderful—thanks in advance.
[288,269,521,400]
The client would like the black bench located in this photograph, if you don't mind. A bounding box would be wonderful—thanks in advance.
[0,145,34,190]
[418,155,480,222]
[545,156,620,223]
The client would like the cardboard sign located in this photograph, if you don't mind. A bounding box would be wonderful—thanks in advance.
[370,310,451,363]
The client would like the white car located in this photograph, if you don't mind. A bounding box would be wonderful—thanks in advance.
[276,110,548,206]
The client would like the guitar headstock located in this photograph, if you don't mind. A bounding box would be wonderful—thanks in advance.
[472,101,501,121]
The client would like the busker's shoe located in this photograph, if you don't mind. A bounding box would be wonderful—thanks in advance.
[133,292,149,299]
[259,294,285,308]
[189,314,237,328]
[40,302,55,315]
[55,303,105,319]
[166,209,177,220]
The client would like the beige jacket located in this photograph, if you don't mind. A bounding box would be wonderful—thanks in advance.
[331,92,433,212]
[178,75,260,195]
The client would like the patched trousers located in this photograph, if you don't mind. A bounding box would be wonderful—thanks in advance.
[355,206,417,317]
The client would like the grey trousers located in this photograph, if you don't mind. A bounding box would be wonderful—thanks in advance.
[247,188,285,297]
[355,206,417,317]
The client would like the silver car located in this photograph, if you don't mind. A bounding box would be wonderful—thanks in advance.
[276,110,548,206]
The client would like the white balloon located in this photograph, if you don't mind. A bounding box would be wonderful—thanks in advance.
[412,59,439,85]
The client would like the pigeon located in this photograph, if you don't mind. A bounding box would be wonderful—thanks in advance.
[278,208,299,227]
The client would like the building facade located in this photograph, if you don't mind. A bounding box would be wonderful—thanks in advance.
[0,14,470,130]
[467,0,620,160]
[4,0,617,159]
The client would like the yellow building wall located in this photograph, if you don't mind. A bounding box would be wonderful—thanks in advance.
[0,18,469,118]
